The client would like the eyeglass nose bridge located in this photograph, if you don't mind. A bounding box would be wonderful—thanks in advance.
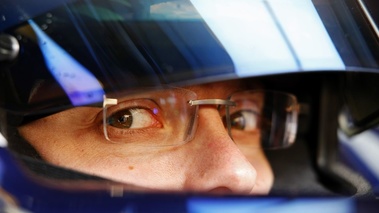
[188,99,236,140]
[188,99,236,107]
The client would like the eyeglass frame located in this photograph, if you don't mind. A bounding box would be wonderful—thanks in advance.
[102,87,299,149]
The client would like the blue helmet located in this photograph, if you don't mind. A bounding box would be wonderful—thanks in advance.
[0,0,379,212]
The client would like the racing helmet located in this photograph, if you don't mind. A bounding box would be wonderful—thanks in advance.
[0,0,379,212]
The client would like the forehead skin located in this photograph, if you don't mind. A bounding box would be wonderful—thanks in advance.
[185,79,263,98]
[17,79,273,195]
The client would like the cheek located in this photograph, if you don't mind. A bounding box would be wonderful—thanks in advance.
[64,146,191,192]
[235,138,272,185]
[19,120,189,189]
[240,148,274,194]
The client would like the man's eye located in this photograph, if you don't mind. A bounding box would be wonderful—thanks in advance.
[229,110,260,131]
[107,108,160,129]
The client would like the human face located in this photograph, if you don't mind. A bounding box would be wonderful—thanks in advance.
[18,80,273,195]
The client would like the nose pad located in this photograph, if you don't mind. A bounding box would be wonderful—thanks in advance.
[183,108,257,194]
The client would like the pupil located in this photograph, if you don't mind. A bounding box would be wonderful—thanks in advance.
[232,116,245,130]
[111,110,133,128]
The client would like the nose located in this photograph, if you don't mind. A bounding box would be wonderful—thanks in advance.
[183,107,257,194]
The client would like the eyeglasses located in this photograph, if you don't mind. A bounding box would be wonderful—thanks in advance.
[102,86,298,149]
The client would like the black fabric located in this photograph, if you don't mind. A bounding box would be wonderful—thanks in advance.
[16,153,107,181]
[267,139,338,196]
[6,128,106,181]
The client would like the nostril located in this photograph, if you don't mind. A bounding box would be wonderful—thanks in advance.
[207,187,233,195]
